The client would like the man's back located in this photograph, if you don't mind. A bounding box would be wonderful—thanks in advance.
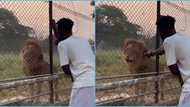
[58,36,95,88]
[163,33,190,82]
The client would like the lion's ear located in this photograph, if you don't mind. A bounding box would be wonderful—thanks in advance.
[123,40,129,53]
[124,39,131,45]
[123,39,132,49]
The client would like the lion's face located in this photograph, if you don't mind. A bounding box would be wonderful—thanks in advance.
[123,39,147,65]
[21,40,43,69]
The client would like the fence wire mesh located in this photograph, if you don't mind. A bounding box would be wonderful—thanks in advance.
[96,0,157,78]
[96,73,181,106]
[96,0,187,105]
[0,0,93,105]
[52,0,94,105]
[0,73,71,105]
[0,0,49,80]
[161,1,190,35]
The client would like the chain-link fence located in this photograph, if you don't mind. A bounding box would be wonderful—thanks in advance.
[0,0,49,80]
[0,0,94,105]
[96,0,189,105]
[96,73,181,106]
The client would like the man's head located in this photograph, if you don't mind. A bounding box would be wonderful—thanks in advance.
[56,18,74,41]
[156,15,176,40]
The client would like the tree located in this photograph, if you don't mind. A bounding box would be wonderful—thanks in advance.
[96,5,143,49]
[0,8,34,52]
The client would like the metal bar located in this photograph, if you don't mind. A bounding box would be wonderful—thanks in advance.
[0,74,178,105]
[49,1,54,104]
[96,71,170,80]
[0,72,64,83]
[0,71,169,83]
[155,0,161,103]
[0,73,173,91]
[0,74,58,90]
[1,87,71,105]
[96,87,180,106]
[96,73,173,91]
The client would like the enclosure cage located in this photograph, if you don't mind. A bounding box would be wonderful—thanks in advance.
[0,0,94,105]
[96,0,190,106]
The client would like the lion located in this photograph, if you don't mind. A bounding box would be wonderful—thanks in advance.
[123,39,164,104]
[123,39,155,74]
[20,39,59,103]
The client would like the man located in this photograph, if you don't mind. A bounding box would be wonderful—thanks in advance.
[145,15,190,105]
[52,18,95,106]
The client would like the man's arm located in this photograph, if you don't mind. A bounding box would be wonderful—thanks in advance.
[62,64,74,82]
[168,64,183,86]
[145,45,165,57]
[57,38,73,82]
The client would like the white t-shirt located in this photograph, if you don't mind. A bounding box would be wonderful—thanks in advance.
[163,32,190,90]
[57,36,95,88]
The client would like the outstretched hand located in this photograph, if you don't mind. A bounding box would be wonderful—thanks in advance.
[144,50,155,58]
[52,19,56,31]
[51,19,59,45]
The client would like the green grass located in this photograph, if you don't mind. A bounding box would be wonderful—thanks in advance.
[0,52,72,103]
[0,52,63,80]
[96,49,180,105]
[0,50,167,79]
[0,53,23,80]
[96,49,167,77]
[96,49,129,77]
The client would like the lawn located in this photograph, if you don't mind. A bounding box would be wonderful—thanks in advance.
[0,52,72,104]
[96,49,180,105]
[0,52,61,80]
[96,49,167,77]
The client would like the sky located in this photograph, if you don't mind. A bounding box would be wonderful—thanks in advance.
[97,0,190,37]
[0,0,93,40]
[1,0,190,40]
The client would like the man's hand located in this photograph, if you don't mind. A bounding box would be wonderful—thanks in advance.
[52,19,57,33]
[51,19,59,45]
[144,50,155,58]
[144,46,165,58]
[168,64,184,86]
[62,65,74,82]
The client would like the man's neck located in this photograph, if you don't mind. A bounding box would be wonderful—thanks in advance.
[165,31,176,39]
[57,35,71,45]
[63,35,71,40]
[168,31,176,36]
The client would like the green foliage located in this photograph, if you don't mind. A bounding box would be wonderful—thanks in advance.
[96,5,143,49]
[0,8,33,52]
[0,53,61,80]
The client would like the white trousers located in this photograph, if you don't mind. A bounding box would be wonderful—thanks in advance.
[178,80,190,106]
[69,86,95,107]
[178,90,190,106]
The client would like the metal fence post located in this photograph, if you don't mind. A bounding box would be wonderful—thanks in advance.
[155,0,161,104]
[49,1,54,104]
